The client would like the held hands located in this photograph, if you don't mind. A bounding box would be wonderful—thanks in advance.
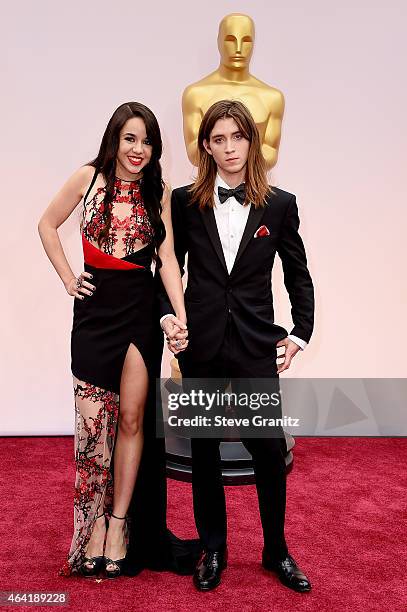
[276,338,301,374]
[161,315,189,355]
[65,272,96,300]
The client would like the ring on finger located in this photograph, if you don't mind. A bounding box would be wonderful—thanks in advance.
[76,278,83,289]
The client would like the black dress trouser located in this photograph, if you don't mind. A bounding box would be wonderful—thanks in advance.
[178,315,289,561]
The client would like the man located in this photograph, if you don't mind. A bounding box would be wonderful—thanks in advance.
[159,100,314,593]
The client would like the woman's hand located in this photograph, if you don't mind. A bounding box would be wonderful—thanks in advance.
[161,315,189,354]
[65,272,96,300]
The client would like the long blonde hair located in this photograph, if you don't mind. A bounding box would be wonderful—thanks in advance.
[189,100,272,209]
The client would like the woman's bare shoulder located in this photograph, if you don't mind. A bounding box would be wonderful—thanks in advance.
[75,165,97,195]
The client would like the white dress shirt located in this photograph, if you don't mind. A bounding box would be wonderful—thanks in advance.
[213,174,252,273]
[161,173,307,350]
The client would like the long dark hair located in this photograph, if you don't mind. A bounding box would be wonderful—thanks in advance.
[189,100,272,209]
[87,102,165,267]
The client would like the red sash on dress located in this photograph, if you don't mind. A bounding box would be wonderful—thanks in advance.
[82,235,144,270]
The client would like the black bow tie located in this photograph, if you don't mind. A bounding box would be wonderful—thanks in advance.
[218,183,246,205]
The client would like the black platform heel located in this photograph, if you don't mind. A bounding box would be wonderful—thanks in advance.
[79,513,106,578]
[104,513,127,579]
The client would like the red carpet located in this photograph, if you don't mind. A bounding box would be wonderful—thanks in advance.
[1,437,405,611]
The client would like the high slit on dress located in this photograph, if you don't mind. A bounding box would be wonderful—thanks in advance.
[59,169,200,576]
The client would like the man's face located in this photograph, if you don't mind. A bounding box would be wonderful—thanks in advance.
[203,117,250,175]
[218,15,254,70]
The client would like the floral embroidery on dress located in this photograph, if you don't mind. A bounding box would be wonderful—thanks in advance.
[59,380,119,576]
[82,178,154,257]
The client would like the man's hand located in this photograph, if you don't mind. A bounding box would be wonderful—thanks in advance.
[276,338,301,374]
[161,315,189,355]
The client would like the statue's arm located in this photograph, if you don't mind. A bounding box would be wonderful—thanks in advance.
[262,90,285,170]
[182,86,203,166]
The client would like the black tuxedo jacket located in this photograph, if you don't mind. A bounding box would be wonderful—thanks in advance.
[157,185,314,362]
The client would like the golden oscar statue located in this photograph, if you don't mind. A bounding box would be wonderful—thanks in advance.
[182,13,284,169]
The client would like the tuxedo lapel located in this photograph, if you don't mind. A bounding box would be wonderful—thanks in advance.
[199,206,228,274]
[231,203,268,274]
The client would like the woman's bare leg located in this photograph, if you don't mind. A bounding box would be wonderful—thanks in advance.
[104,343,148,567]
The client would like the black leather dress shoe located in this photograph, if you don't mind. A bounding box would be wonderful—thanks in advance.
[262,550,311,592]
[193,548,228,591]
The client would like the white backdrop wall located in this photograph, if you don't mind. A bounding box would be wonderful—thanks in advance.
[1,1,406,434]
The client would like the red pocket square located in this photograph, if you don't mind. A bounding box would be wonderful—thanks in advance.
[254,225,270,238]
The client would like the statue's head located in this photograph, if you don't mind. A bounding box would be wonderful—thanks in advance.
[217,13,255,71]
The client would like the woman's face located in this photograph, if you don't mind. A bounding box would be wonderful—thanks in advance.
[116,117,153,179]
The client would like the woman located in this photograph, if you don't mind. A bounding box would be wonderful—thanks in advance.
[38,102,194,578]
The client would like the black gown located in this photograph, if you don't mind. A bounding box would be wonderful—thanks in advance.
[60,168,200,576]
